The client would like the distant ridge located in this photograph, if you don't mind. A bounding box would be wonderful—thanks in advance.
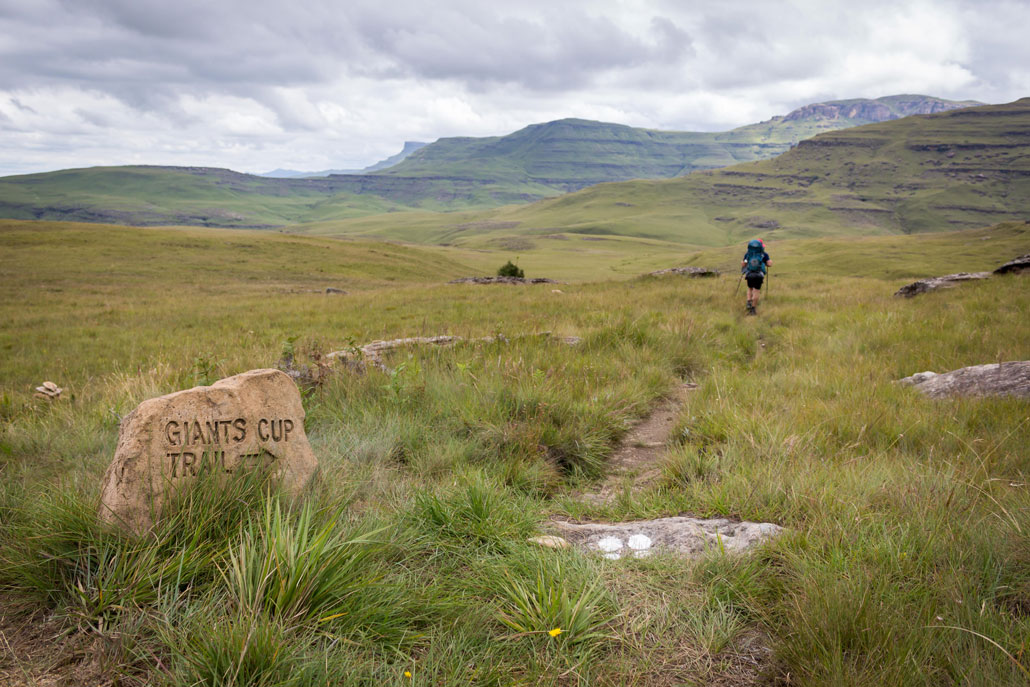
[371,95,980,192]
[260,141,428,178]
[0,95,987,226]
[381,97,1028,247]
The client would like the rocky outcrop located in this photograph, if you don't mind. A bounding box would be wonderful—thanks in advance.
[994,253,1030,274]
[325,333,580,373]
[549,516,783,559]
[448,276,560,285]
[898,361,1030,399]
[894,272,991,297]
[645,266,720,278]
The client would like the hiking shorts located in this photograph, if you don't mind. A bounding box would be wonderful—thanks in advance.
[745,274,764,289]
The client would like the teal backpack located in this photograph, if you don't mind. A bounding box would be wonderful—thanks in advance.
[743,240,766,276]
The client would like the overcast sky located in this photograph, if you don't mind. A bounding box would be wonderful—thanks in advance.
[1,0,1028,176]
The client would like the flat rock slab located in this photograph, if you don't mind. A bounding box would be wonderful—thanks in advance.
[448,276,560,285]
[549,516,783,560]
[894,272,991,297]
[100,369,318,533]
[898,361,1030,399]
[645,267,720,278]
[994,253,1030,275]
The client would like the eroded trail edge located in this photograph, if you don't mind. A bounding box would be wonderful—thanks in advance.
[579,382,698,504]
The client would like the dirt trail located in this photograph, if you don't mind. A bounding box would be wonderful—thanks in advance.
[579,382,697,503]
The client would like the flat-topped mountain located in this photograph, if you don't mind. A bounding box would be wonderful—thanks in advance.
[359,97,1028,247]
[372,95,978,191]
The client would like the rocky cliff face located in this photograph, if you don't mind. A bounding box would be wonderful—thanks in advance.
[783,95,978,124]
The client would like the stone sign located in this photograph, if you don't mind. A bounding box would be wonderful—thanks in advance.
[99,369,318,532]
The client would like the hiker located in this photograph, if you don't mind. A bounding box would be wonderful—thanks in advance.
[741,238,771,315]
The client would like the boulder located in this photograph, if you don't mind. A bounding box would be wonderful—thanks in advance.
[448,276,560,285]
[549,516,783,560]
[994,254,1030,275]
[893,272,991,297]
[897,361,1030,399]
[99,369,318,533]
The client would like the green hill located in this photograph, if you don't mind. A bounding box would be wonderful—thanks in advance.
[313,98,1030,248]
[0,96,979,226]
[372,95,978,192]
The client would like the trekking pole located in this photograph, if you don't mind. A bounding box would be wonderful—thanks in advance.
[734,273,744,297]
[766,270,771,299]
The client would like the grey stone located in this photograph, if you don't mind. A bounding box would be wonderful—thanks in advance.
[528,535,571,550]
[898,361,1030,399]
[894,272,991,297]
[325,287,346,294]
[549,516,783,560]
[99,369,318,533]
[994,254,1030,275]
[645,266,721,278]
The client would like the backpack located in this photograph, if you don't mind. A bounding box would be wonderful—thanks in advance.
[743,240,766,276]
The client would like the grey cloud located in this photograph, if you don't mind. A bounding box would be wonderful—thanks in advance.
[0,0,1027,177]
[359,7,695,90]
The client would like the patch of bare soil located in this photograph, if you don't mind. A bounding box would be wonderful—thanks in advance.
[579,382,697,504]
[0,597,147,687]
[1,602,72,687]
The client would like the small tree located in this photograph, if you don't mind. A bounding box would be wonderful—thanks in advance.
[497,260,524,278]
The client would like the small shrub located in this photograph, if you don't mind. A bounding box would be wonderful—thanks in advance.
[174,613,302,687]
[223,498,388,628]
[662,445,718,486]
[410,477,536,551]
[494,557,615,654]
[497,260,524,278]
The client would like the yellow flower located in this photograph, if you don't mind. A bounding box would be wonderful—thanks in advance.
[548,628,562,637]
[404,671,412,678]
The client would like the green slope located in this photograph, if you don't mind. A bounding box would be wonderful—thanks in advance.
[313,98,1030,247]
[375,95,979,194]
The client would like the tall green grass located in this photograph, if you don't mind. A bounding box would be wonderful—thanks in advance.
[0,221,1027,684]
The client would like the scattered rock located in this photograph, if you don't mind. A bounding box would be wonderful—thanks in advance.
[324,287,346,294]
[326,332,579,372]
[33,381,62,400]
[99,369,318,533]
[549,516,783,559]
[645,266,720,278]
[528,535,571,550]
[994,253,1030,275]
[448,276,560,285]
[893,272,991,297]
[277,350,332,388]
[898,361,1030,399]
[551,289,563,294]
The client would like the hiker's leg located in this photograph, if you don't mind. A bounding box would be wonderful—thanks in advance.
[750,287,760,306]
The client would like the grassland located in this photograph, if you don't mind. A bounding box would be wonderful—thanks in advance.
[1,219,1028,685]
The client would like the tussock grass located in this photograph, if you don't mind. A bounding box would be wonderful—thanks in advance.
[0,220,1028,684]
